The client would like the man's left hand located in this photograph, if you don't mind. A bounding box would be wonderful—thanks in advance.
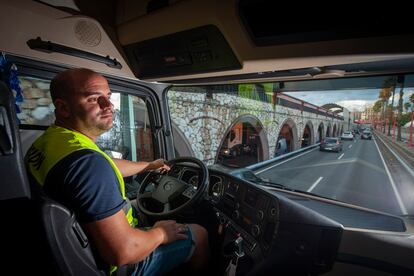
[150,159,170,174]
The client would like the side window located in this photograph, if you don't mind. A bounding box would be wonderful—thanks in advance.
[18,76,55,125]
[96,93,154,163]
[96,93,154,198]
[17,76,154,198]
[18,76,54,154]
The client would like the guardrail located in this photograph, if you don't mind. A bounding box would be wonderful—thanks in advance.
[247,143,321,171]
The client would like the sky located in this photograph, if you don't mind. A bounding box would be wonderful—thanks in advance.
[285,88,414,112]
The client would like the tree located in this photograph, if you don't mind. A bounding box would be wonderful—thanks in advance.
[397,76,404,141]
[382,78,397,136]
[372,100,383,113]
[379,83,393,133]
[372,100,383,129]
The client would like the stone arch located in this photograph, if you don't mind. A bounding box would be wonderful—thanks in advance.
[301,120,314,147]
[333,124,337,137]
[216,114,269,167]
[172,123,195,157]
[277,118,298,153]
[340,125,344,135]
[317,122,324,143]
[326,123,332,137]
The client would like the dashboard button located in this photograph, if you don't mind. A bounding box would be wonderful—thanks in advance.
[251,225,261,237]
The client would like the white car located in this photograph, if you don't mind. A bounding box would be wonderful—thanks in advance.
[341,131,354,140]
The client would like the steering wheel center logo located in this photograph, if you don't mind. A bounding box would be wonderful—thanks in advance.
[164,181,173,191]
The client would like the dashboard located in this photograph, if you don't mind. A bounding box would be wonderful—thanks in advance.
[167,164,344,274]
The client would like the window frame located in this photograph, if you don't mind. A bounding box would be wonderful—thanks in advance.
[5,54,168,160]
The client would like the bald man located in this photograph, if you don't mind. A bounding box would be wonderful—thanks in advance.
[25,68,209,275]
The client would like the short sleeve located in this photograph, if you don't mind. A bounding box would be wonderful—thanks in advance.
[45,150,126,223]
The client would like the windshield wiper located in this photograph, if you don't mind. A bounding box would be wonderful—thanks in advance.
[259,178,344,203]
[258,179,290,190]
[259,178,322,197]
[237,170,321,196]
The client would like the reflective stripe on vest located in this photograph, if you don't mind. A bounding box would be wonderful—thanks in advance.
[25,125,136,227]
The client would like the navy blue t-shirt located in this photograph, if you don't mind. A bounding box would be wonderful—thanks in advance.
[44,149,126,223]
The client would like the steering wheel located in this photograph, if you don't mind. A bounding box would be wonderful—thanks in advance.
[136,157,209,218]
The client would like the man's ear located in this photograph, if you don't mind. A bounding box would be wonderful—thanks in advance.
[54,99,71,118]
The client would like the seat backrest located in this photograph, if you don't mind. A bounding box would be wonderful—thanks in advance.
[37,192,107,276]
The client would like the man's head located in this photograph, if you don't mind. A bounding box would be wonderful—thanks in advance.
[50,68,114,140]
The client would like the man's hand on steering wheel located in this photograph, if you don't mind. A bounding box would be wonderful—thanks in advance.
[148,159,171,174]
[136,157,209,218]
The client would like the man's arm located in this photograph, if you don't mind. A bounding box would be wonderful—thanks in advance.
[60,152,181,265]
[112,158,170,177]
[82,210,188,266]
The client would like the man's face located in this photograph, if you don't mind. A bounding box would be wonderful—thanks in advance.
[68,74,114,136]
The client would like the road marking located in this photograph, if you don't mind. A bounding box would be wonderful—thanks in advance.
[273,158,358,171]
[338,153,344,160]
[373,137,407,215]
[307,176,323,192]
[256,147,318,174]
[348,145,352,149]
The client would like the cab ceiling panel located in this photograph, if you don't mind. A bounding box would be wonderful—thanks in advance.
[116,0,414,82]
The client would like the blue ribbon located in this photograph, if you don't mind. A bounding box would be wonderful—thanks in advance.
[9,64,23,114]
[0,53,23,123]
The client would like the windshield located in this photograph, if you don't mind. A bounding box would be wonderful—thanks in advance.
[167,75,414,216]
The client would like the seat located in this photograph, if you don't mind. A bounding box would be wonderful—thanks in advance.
[36,191,107,275]
[0,81,113,275]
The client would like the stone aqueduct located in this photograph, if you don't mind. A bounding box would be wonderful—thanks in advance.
[168,89,346,165]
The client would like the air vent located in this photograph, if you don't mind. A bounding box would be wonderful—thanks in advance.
[74,20,101,47]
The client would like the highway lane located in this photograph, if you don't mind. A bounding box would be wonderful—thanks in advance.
[256,138,409,216]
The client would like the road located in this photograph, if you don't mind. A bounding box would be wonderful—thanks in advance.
[255,137,414,216]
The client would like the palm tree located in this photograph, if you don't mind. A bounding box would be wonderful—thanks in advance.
[382,78,397,136]
[372,100,383,129]
[379,86,392,133]
[397,76,405,141]
[372,100,383,113]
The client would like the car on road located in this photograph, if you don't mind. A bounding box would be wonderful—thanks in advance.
[341,131,354,140]
[361,130,372,140]
[320,137,343,152]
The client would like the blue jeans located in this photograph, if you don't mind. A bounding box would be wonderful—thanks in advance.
[131,228,195,276]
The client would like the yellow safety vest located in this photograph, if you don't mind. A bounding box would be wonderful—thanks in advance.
[25,125,137,274]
